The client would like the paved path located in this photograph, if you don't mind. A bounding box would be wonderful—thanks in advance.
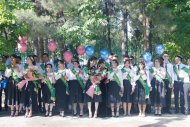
[0,113,190,127]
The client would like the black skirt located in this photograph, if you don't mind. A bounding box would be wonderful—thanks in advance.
[69,80,84,103]
[55,79,67,111]
[42,83,54,104]
[108,81,121,106]
[84,79,102,103]
[151,78,165,106]
[134,80,149,105]
[24,81,38,110]
[122,79,133,103]
[7,77,20,105]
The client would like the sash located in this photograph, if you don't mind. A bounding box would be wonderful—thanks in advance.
[182,67,190,73]
[45,79,55,101]
[12,71,20,83]
[121,68,131,81]
[71,69,85,90]
[40,64,45,71]
[109,69,121,86]
[173,66,184,81]
[166,71,172,85]
[60,74,69,93]
[139,75,150,99]
[94,84,101,95]
[149,68,165,84]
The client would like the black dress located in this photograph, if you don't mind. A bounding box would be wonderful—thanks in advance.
[151,77,165,106]
[108,81,121,106]
[84,79,102,103]
[55,78,67,111]
[122,79,133,103]
[42,82,54,104]
[135,80,149,105]
[7,77,21,105]
[24,81,38,110]
[69,80,84,103]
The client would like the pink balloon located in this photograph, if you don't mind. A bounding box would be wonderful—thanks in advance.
[17,43,28,54]
[76,45,85,55]
[63,51,73,63]
[18,36,27,44]
[48,41,57,52]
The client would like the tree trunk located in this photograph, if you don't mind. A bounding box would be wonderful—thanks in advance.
[121,10,129,56]
[104,0,111,52]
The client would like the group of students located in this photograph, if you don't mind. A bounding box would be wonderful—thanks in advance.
[0,51,190,118]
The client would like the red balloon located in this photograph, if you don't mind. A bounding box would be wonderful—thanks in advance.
[48,41,57,52]
[63,51,73,63]
[76,45,85,55]
[17,43,28,54]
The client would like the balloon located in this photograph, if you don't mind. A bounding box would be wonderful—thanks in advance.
[18,36,27,44]
[143,52,152,62]
[77,45,85,55]
[63,51,73,63]
[1,80,7,89]
[100,49,109,60]
[85,46,94,57]
[17,43,28,54]
[48,41,57,52]
[155,44,165,55]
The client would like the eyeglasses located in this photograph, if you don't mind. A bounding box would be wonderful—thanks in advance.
[163,55,169,57]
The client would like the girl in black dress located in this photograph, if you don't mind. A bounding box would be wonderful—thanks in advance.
[66,60,85,117]
[121,59,135,116]
[24,56,40,118]
[5,54,22,117]
[84,57,103,118]
[42,64,55,117]
[150,58,166,116]
[107,59,123,117]
[55,60,68,117]
[134,61,151,117]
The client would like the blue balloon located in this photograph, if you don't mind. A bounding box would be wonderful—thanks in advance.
[85,46,94,57]
[155,44,165,55]
[1,80,7,89]
[143,52,152,62]
[100,49,109,60]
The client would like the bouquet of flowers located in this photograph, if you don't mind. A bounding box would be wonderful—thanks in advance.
[24,68,42,80]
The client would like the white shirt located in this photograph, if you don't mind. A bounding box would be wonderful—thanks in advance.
[108,68,123,88]
[151,67,166,79]
[4,64,23,78]
[54,69,67,80]
[173,63,186,81]
[179,65,190,83]
[163,61,174,84]
[66,68,84,81]
[122,67,136,86]
[134,69,151,87]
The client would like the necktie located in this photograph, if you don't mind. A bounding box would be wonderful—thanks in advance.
[165,63,168,71]
[177,65,180,81]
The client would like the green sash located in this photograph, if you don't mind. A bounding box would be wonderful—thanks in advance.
[45,79,55,101]
[60,74,69,93]
[71,68,85,90]
[12,71,20,83]
[121,68,131,81]
[182,67,190,73]
[173,65,184,81]
[139,75,150,99]
[40,64,45,71]
[109,69,121,87]
[149,68,165,84]
[166,71,172,85]
[94,85,102,95]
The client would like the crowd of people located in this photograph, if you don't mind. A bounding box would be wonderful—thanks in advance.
[0,51,190,118]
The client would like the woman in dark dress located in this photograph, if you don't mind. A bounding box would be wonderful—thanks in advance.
[84,57,103,118]
[24,56,40,118]
[55,60,68,117]
[42,64,55,117]
[150,58,166,116]
[121,59,135,116]
[66,60,85,117]
[107,59,123,117]
[134,61,151,117]
[5,54,22,117]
